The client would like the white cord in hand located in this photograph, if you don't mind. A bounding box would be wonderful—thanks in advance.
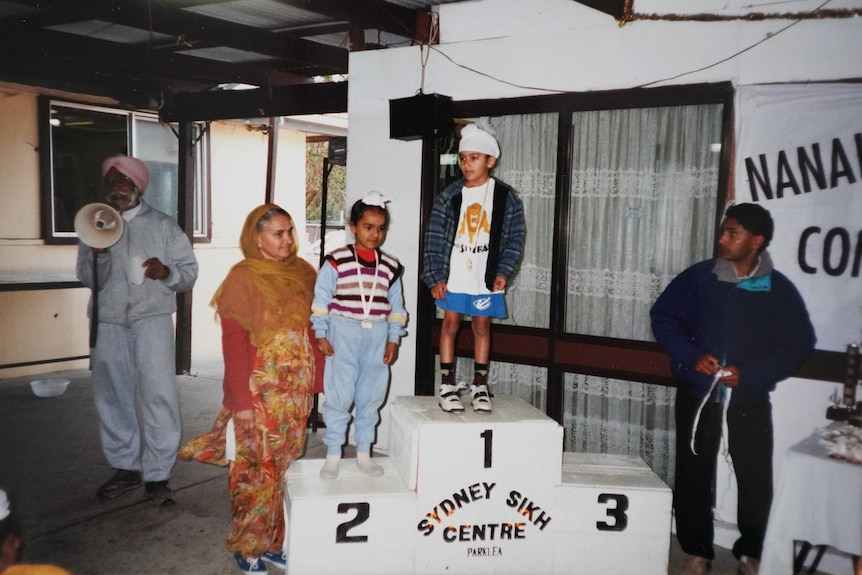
[690,370,732,455]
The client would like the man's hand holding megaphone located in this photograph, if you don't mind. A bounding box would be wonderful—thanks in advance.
[76,163,171,281]
[74,202,124,250]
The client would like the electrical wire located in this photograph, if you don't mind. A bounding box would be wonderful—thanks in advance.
[418,13,439,94]
[429,45,565,93]
[421,0,837,94]
[635,0,834,88]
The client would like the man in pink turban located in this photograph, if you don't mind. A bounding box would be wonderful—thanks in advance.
[102,154,149,190]
[76,154,199,507]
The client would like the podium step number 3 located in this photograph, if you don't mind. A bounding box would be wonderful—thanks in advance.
[285,396,672,575]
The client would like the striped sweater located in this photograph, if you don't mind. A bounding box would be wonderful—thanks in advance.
[311,245,408,342]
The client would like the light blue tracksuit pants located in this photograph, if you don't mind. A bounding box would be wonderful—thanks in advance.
[321,315,389,455]
[90,315,180,482]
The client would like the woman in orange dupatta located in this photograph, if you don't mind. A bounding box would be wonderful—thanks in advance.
[179,205,318,574]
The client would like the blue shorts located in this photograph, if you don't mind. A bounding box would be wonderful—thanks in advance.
[436,291,507,318]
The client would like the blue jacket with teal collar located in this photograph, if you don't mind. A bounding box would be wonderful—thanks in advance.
[650,251,815,400]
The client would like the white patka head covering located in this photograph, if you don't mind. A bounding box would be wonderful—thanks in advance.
[458,123,500,159]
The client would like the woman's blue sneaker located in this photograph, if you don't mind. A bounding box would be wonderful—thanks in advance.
[234,553,266,574]
[261,550,287,570]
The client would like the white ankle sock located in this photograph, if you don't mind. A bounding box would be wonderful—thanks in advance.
[319,455,341,480]
[356,452,383,477]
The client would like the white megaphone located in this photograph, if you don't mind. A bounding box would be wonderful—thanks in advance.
[74,203,124,249]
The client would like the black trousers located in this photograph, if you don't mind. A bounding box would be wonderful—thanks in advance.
[674,389,774,561]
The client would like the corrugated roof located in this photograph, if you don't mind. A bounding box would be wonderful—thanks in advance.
[0,0,478,118]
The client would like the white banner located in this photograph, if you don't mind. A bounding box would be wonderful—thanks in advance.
[735,84,862,352]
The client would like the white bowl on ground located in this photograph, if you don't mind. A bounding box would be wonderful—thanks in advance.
[30,378,70,398]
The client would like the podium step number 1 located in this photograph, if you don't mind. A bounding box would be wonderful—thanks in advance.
[285,396,672,575]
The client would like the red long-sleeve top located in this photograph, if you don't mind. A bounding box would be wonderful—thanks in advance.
[220,317,256,412]
[221,317,325,412]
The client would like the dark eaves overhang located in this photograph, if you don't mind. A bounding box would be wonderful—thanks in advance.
[160,81,349,123]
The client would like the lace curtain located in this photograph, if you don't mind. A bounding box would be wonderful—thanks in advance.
[446,106,722,485]
[564,105,722,484]
[492,113,558,330]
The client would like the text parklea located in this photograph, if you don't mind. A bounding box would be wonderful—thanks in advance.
[417,482,553,538]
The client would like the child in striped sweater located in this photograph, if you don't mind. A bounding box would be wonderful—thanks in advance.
[311,192,408,480]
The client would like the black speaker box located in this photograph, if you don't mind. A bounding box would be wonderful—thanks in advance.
[389,93,454,141]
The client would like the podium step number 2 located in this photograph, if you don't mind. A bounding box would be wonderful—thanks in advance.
[285,396,672,575]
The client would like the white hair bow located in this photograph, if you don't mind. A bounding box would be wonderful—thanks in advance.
[362,191,389,208]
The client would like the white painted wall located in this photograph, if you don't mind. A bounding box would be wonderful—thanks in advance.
[346,1,862,570]
[0,89,89,376]
[0,92,40,239]
[0,97,315,379]
[637,0,862,16]
[191,121,312,363]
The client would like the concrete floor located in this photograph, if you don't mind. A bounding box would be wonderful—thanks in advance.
[1,357,755,575]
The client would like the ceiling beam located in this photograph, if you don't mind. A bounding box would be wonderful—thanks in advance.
[0,29,160,102]
[0,0,401,114]
[161,81,349,122]
[268,0,427,40]
[571,0,626,19]
[0,15,346,105]
[1,0,348,71]
[0,29,230,84]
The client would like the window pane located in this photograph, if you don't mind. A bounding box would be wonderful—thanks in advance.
[563,372,676,485]
[50,103,128,235]
[492,114,557,329]
[565,104,723,340]
[47,101,209,241]
[491,360,547,411]
[134,116,179,221]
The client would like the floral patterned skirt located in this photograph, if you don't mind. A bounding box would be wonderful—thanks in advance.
[178,328,314,557]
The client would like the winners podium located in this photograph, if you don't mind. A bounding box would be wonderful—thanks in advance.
[285,396,672,575]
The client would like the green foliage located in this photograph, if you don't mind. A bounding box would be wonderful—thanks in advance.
[306,141,346,224]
